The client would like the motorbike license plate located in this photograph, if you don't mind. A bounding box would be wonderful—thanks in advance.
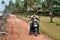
[34,25,38,27]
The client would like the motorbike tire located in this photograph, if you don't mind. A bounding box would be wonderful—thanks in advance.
[35,28,38,36]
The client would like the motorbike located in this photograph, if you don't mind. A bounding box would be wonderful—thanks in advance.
[32,19,39,36]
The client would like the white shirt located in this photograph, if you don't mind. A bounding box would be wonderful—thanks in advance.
[30,15,38,23]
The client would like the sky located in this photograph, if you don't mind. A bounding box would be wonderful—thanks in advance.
[0,0,15,11]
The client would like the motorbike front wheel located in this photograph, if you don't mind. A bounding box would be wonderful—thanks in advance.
[35,28,38,36]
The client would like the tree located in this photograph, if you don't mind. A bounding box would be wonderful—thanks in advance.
[1,0,5,5]
[25,0,41,13]
[15,0,20,10]
[46,0,53,22]
[57,0,60,5]
[33,0,41,13]
[4,0,16,13]
[41,1,47,15]
[4,5,8,12]
[1,0,5,12]
[8,0,14,11]
[24,0,27,11]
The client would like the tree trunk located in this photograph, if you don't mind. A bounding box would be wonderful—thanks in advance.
[50,0,53,23]
[24,0,27,16]
[30,0,31,13]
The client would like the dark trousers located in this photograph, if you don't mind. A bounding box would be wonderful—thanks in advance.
[30,22,40,34]
[30,22,33,33]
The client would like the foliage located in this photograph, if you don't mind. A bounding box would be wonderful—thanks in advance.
[1,1,5,4]
[4,0,60,16]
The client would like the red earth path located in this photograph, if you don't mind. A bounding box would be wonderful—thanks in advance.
[1,14,51,40]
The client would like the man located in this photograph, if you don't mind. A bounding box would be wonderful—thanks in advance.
[29,13,40,35]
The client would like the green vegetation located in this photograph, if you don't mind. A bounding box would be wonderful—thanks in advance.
[40,17,60,40]
[1,0,60,23]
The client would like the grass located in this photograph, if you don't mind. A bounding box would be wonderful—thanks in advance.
[18,15,60,40]
[40,16,60,40]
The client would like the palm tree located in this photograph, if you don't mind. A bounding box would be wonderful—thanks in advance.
[1,0,5,5]
[57,0,60,5]
[46,0,53,22]
[26,0,35,12]
[4,5,8,13]
[24,0,27,11]
[1,0,5,10]
[50,0,53,23]
[33,0,41,13]
[41,2,47,15]
[8,0,14,11]
[15,0,20,12]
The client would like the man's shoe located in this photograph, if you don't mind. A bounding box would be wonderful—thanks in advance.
[38,32,40,34]
[29,33,31,35]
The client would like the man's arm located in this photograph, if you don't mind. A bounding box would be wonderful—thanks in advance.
[36,15,40,21]
[29,16,33,21]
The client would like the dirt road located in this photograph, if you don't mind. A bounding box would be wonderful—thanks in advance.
[1,14,51,40]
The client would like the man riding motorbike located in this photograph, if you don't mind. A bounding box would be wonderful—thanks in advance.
[29,13,40,35]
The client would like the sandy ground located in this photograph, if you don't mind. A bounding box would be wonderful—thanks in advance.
[0,14,51,40]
